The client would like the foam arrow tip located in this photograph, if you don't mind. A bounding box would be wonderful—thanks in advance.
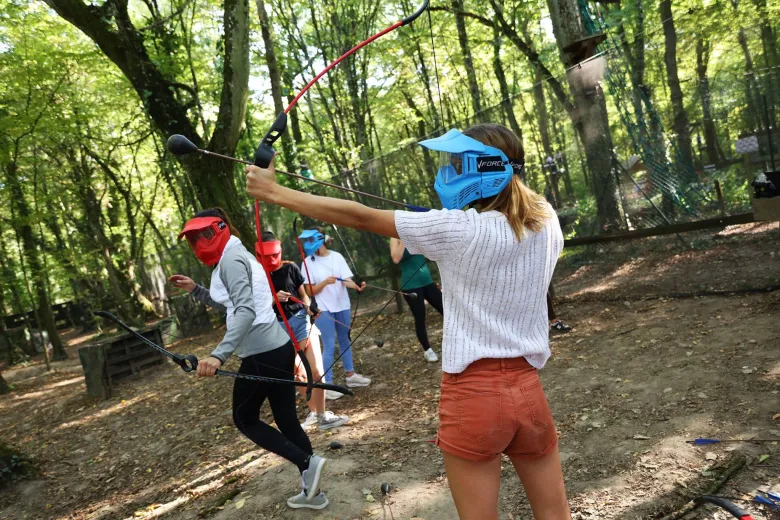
[167,134,199,155]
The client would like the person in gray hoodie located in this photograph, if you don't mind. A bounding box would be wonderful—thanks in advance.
[169,207,329,510]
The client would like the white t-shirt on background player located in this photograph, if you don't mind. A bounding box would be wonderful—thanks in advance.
[395,206,563,374]
[301,251,353,313]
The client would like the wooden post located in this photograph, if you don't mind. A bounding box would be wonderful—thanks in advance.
[78,344,110,399]
[714,180,725,215]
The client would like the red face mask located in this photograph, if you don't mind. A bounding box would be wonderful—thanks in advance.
[256,240,282,271]
[178,217,231,266]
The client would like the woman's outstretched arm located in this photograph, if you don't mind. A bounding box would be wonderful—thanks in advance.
[246,161,398,238]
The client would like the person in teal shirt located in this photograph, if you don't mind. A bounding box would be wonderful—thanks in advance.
[390,238,444,362]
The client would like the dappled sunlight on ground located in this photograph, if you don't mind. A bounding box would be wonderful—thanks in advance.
[555,222,780,302]
[55,392,157,431]
[7,375,84,402]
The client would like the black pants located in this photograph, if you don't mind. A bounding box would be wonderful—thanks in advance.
[403,283,444,351]
[232,342,312,474]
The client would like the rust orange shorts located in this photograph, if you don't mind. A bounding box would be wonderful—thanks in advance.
[436,357,558,462]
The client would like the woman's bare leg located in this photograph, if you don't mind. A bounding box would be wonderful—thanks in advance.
[509,447,571,520]
[442,452,501,520]
[294,337,326,414]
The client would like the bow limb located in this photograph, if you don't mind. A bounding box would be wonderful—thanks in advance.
[254,202,315,401]
[93,310,352,395]
[253,0,430,168]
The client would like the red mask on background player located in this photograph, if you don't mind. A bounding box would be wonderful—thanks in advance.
[178,217,231,266]
[256,240,282,271]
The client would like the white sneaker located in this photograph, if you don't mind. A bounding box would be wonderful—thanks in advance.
[423,349,438,362]
[317,411,349,430]
[325,389,344,400]
[301,411,318,431]
[345,373,371,388]
[287,490,329,509]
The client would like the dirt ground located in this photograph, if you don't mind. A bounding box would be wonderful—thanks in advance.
[1,222,778,520]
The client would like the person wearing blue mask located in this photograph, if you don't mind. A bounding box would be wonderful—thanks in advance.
[246,124,570,520]
[298,227,371,399]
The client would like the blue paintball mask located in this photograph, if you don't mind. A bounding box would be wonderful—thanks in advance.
[298,229,326,257]
[419,129,525,210]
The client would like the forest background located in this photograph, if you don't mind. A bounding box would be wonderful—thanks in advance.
[0,0,778,383]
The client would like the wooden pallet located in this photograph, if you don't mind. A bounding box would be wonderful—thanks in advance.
[78,325,167,399]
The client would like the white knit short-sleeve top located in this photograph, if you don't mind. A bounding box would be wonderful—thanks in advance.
[395,206,563,373]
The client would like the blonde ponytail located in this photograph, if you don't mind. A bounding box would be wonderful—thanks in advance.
[463,124,551,241]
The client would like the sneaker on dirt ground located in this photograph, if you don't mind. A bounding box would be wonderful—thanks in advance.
[287,490,329,510]
[550,320,572,333]
[345,373,371,387]
[423,349,438,362]
[317,411,349,430]
[300,411,318,430]
[325,389,344,400]
[301,455,326,500]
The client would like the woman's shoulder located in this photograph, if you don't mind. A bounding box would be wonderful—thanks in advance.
[280,261,301,273]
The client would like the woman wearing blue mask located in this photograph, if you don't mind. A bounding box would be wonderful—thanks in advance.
[246,124,570,520]
[297,227,371,399]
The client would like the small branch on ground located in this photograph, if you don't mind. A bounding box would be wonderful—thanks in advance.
[657,453,747,520]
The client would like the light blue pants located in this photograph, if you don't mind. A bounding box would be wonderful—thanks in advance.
[316,309,353,383]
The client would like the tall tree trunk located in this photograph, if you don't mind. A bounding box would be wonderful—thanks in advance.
[284,71,304,147]
[0,370,9,395]
[412,21,442,132]
[0,241,35,356]
[759,21,778,130]
[452,0,482,121]
[402,90,438,183]
[659,0,694,173]
[256,0,296,171]
[533,65,562,205]
[545,0,622,229]
[550,106,575,197]
[736,26,762,131]
[492,25,523,140]
[5,158,67,360]
[618,0,646,126]
[344,60,370,161]
[696,38,722,165]
[0,283,28,365]
[67,150,142,325]
[752,0,778,129]
[44,0,253,239]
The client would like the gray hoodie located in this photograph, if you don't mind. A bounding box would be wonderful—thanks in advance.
[191,240,290,364]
